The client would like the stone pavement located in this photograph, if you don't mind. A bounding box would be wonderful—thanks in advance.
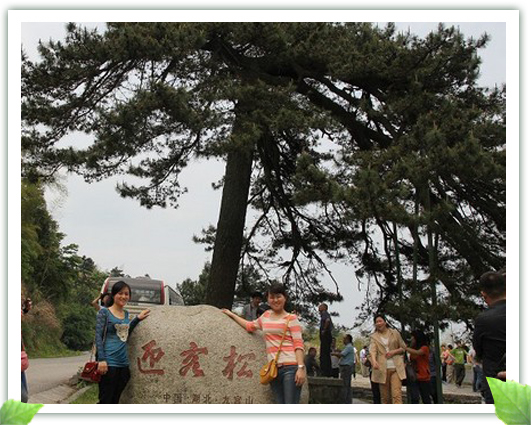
[28,384,79,404]
[350,375,483,403]
[27,372,482,404]
[308,374,482,404]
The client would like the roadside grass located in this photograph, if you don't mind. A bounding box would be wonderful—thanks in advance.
[29,347,84,358]
[70,384,98,404]
[23,318,85,358]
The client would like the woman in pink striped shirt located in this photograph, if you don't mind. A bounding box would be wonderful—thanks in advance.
[222,283,306,403]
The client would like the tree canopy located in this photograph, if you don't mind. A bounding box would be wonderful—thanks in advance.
[22,22,505,326]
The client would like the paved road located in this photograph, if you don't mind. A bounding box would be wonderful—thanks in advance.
[26,352,90,394]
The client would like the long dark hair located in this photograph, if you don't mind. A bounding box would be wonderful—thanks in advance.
[411,330,429,349]
[101,293,113,307]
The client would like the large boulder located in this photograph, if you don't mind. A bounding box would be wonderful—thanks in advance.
[121,305,308,404]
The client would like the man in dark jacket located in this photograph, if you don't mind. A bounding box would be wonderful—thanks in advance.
[319,303,333,377]
[473,271,506,404]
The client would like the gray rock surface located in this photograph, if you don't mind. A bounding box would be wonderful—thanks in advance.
[121,305,308,404]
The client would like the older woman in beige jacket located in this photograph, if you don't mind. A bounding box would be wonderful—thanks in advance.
[369,314,407,404]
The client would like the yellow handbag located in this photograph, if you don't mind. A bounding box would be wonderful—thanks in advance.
[259,315,291,385]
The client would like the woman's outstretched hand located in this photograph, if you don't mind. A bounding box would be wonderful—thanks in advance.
[221,308,235,318]
[138,309,151,320]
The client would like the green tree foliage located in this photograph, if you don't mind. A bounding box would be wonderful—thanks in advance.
[177,263,210,306]
[21,179,109,353]
[61,304,97,350]
[21,181,45,287]
[58,257,108,350]
[21,179,69,300]
[22,23,504,328]
[177,261,270,308]
[325,29,506,330]
[109,267,126,278]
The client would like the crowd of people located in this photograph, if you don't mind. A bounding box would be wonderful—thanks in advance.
[20,269,505,405]
[300,269,506,405]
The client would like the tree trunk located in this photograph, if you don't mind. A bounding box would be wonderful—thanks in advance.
[205,115,254,309]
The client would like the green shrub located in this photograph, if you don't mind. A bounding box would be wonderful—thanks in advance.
[61,306,96,351]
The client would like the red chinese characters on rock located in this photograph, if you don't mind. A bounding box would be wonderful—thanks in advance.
[137,340,166,375]
[222,346,256,380]
[138,340,257,382]
[180,342,209,377]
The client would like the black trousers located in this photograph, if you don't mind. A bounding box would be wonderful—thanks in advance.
[454,363,466,386]
[320,335,332,377]
[98,366,131,404]
[410,380,432,404]
[370,371,381,404]
[481,374,495,404]
[429,376,442,404]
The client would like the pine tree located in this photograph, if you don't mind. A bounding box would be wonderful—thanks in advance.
[22,23,504,320]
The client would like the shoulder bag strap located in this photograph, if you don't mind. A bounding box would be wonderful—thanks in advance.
[273,314,292,363]
[103,309,109,343]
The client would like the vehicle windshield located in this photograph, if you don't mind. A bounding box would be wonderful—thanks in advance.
[130,287,161,304]
[106,279,163,304]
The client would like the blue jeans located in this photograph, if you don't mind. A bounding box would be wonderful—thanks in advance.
[21,372,28,403]
[340,364,353,403]
[270,365,301,404]
[473,365,484,392]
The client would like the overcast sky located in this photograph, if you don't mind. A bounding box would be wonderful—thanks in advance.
[21,21,506,329]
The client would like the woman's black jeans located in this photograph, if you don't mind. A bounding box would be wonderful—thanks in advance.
[410,380,432,404]
[98,366,131,404]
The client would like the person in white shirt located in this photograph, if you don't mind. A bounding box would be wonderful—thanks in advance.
[360,345,370,377]
[331,337,341,378]
[352,345,359,378]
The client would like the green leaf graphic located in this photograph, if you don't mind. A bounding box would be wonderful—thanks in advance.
[0,399,43,425]
[487,378,531,425]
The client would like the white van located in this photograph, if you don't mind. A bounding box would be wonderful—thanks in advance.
[100,276,184,316]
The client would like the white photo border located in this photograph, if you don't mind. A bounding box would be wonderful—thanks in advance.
[8,8,517,415]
